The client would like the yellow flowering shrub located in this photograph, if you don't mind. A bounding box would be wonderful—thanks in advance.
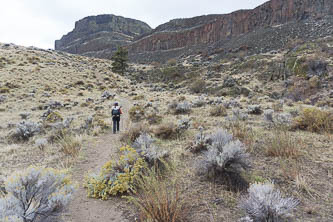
[293,107,333,133]
[85,146,145,200]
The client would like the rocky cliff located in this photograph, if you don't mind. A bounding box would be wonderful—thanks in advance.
[55,0,333,61]
[55,14,152,58]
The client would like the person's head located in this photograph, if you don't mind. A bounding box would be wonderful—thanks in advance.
[114,102,119,106]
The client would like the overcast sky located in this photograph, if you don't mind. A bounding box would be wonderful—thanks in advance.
[0,0,269,49]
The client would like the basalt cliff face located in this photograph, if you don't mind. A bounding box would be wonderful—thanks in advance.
[55,14,152,58]
[55,0,333,62]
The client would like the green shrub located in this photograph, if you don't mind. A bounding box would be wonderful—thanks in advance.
[293,107,333,133]
[84,146,145,200]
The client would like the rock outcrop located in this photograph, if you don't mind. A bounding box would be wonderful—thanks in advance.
[129,0,333,52]
[55,14,152,58]
[55,0,333,61]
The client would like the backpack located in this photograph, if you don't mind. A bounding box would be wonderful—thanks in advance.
[112,107,121,116]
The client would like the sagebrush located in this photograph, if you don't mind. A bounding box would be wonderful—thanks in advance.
[0,167,74,222]
[240,182,298,222]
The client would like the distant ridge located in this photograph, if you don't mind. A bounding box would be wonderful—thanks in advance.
[55,0,333,62]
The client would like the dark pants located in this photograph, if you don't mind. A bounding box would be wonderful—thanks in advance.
[112,116,120,133]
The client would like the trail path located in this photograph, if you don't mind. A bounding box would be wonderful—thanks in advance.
[63,98,131,222]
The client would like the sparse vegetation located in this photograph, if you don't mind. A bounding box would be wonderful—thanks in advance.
[265,130,300,158]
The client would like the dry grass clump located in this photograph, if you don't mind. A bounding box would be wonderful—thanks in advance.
[293,107,333,133]
[127,169,190,222]
[227,121,255,149]
[153,122,178,140]
[120,123,150,144]
[265,130,301,158]
[210,105,227,117]
[58,135,82,158]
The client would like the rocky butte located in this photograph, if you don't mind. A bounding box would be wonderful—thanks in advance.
[55,0,333,62]
[55,14,152,58]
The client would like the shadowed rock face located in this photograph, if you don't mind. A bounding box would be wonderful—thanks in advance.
[128,0,333,53]
[55,14,152,57]
[55,0,333,61]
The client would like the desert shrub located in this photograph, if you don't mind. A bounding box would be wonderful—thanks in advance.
[153,122,178,140]
[210,105,227,117]
[132,133,169,168]
[272,101,283,112]
[265,130,300,158]
[231,108,248,121]
[129,106,145,122]
[228,121,255,149]
[0,87,10,94]
[189,127,209,153]
[145,112,162,125]
[120,123,150,144]
[169,101,191,114]
[58,135,82,158]
[9,121,41,142]
[177,118,191,133]
[197,129,250,190]
[247,105,262,115]
[133,94,145,100]
[263,109,274,122]
[286,77,320,102]
[192,96,206,107]
[240,182,298,222]
[0,167,74,222]
[190,79,206,93]
[84,146,145,200]
[293,107,333,133]
[126,169,189,222]
[44,111,63,123]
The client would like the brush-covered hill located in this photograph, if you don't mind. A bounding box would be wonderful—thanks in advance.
[1,37,333,221]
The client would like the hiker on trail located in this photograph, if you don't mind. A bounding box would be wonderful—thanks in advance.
[111,102,122,134]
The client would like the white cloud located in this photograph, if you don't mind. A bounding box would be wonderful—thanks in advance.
[0,0,269,49]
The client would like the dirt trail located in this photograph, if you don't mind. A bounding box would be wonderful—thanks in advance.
[63,98,131,222]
